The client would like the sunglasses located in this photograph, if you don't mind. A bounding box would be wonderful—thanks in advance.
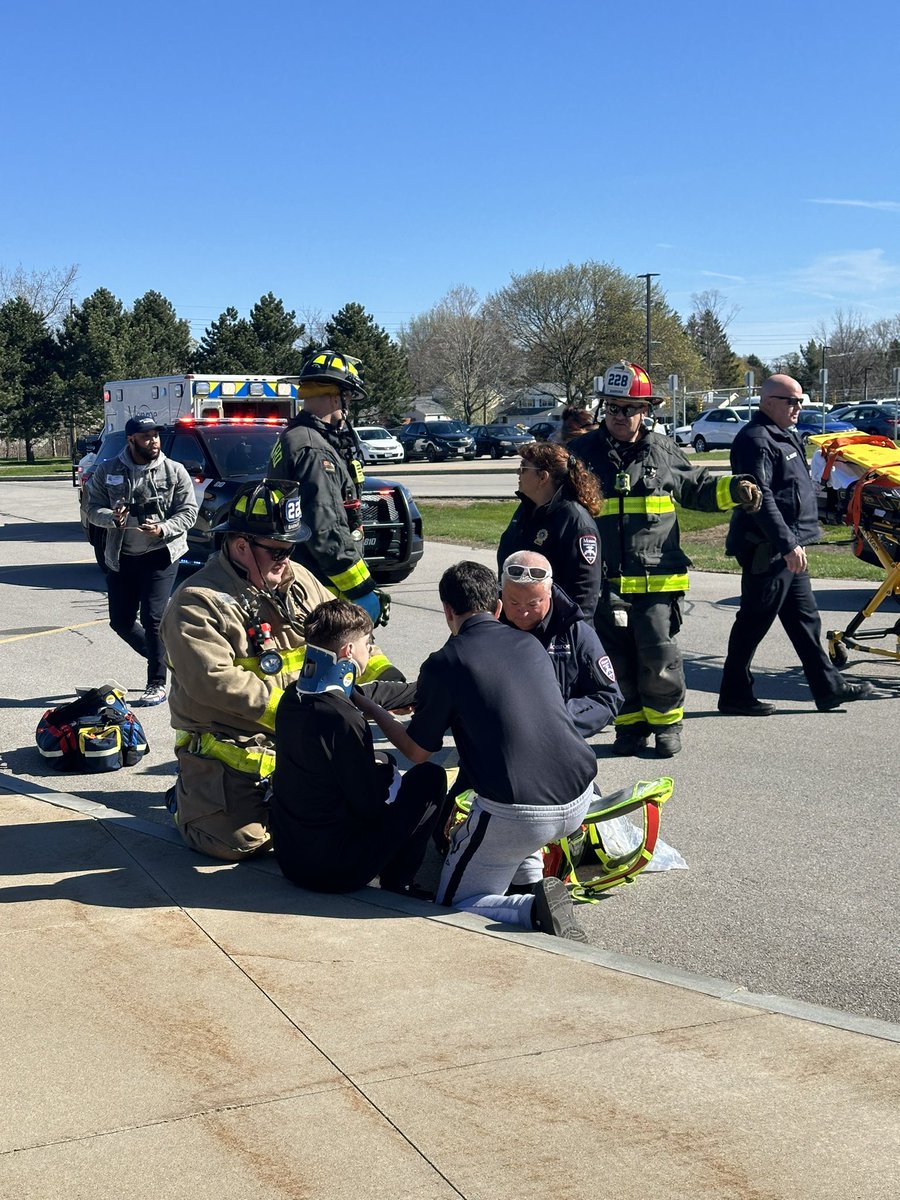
[768,394,802,404]
[503,563,552,583]
[605,402,648,418]
[247,538,293,563]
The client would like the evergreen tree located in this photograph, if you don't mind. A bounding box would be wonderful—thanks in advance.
[193,294,305,374]
[58,288,132,434]
[249,292,306,374]
[192,306,259,372]
[0,297,60,461]
[685,304,742,388]
[127,290,192,376]
[316,302,410,423]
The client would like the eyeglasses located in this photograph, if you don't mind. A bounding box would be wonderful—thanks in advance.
[247,538,293,563]
[605,402,648,418]
[503,563,552,583]
[517,463,541,474]
[768,394,802,405]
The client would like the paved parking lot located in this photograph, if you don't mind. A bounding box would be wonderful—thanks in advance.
[2,480,898,1022]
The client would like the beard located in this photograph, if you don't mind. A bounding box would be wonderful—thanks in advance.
[130,440,160,464]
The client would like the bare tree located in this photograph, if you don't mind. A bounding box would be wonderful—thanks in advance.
[689,289,739,331]
[402,286,519,422]
[814,308,872,402]
[0,263,79,324]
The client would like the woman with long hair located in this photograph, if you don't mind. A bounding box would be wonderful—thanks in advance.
[497,440,604,616]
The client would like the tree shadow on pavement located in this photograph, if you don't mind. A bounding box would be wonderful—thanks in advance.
[0,519,84,544]
[0,562,106,592]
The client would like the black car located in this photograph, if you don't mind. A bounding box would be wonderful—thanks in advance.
[395,420,475,462]
[469,424,535,458]
[828,403,900,441]
[527,421,558,441]
[78,418,424,585]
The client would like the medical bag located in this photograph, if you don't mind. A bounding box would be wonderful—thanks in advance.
[36,684,149,773]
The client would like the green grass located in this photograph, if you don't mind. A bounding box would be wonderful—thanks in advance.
[419,500,886,581]
[0,458,72,477]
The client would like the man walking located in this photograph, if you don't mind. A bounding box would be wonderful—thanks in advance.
[88,415,197,706]
[718,374,874,714]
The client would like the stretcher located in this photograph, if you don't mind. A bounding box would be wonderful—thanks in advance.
[809,432,900,666]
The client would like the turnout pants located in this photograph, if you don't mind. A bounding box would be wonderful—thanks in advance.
[719,558,845,707]
[173,744,272,862]
[106,547,178,688]
[438,785,594,929]
[594,594,685,732]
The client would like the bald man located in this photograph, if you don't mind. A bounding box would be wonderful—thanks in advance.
[718,374,873,715]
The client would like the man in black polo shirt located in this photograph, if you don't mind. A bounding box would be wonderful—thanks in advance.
[353,561,596,940]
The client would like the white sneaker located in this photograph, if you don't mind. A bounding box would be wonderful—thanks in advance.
[137,685,167,706]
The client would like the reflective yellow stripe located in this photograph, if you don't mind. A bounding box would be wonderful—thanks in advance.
[643,705,684,726]
[717,475,738,509]
[614,711,649,728]
[174,729,276,778]
[358,653,392,683]
[259,685,284,732]
[600,495,675,516]
[234,646,307,680]
[613,573,690,594]
[270,441,283,468]
[330,560,373,594]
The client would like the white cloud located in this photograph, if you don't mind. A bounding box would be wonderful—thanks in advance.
[808,198,900,213]
[791,249,900,298]
[700,270,745,283]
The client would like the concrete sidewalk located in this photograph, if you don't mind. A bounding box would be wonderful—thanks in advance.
[2,785,899,1200]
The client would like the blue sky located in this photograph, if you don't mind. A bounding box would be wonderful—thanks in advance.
[4,0,899,363]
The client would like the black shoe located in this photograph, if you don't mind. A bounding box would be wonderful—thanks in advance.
[613,731,649,756]
[717,699,777,717]
[815,681,875,712]
[654,728,682,758]
[531,878,588,942]
[380,880,435,901]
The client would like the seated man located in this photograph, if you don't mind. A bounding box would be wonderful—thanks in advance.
[160,482,412,862]
[500,550,622,737]
[269,600,446,895]
[353,561,597,941]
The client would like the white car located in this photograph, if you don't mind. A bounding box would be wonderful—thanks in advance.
[689,406,752,452]
[354,426,405,464]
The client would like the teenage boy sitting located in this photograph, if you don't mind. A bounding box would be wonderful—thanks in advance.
[270,599,445,895]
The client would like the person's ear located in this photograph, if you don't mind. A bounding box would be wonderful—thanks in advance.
[493,599,502,619]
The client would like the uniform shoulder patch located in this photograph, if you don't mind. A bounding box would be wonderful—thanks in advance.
[321,457,336,473]
[579,533,598,564]
[598,655,616,681]
[534,528,548,545]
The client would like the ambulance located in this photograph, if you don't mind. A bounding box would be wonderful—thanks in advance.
[101,375,300,433]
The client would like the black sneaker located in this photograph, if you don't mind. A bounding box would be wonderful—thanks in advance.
[654,728,682,758]
[717,698,777,716]
[815,681,875,712]
[531,878,588,942]
[612,731,649,756]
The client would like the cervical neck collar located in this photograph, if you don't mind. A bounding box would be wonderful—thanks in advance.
[297,644,357,697]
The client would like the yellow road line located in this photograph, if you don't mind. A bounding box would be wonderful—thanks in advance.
[0,619,107,645]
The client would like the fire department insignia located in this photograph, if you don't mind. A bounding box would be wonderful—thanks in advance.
[322,457,335,473]
[534,529,548,546]
[579,534,598,564]
[598,655,616,681]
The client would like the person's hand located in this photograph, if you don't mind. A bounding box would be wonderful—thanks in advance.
[139,521,163,539]
[736,480,762,513]
[784,545,807,573]
[112,502,128,528]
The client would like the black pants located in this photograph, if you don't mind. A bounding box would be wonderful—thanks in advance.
[106,547,179,688]
[277,761,447,893]
[594,593,685,730]
[719,557,844,707]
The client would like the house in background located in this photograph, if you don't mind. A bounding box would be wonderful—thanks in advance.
[497,382,568,424]
[398,394,450,423]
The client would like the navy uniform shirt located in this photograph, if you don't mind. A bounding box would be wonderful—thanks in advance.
[407,613,597,806]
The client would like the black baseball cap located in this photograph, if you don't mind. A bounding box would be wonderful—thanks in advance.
[125,414,163,436]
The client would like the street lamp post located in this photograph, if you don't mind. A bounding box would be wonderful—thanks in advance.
[638,273,659,374]
[820,344,829,435]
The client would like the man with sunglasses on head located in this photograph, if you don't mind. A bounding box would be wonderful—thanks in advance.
[718,374,873,715]
[574,362,762,757]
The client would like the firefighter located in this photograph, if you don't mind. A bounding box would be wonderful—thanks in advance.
[268,351,391,635]
[573,362,762,758]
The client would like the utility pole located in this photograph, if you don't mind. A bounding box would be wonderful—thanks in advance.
[820,344,829,435]
[863,365,870,403]
[638,273,659,374]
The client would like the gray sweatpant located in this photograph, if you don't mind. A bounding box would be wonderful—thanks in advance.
[437,785,594,928]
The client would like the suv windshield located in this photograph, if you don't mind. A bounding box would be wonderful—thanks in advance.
[429,422,469,436]
[199,426,278,475]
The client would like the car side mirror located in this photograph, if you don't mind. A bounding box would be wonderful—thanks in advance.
[183,460,206,479]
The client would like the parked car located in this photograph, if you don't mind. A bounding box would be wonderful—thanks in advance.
[827,404,900,440]
[793,409,857,442]
[689,406,752,451]
[527,420,559,441]
[667,423,693,446]
[395,420,475,462]
[353,425,404,464]
[77,419,423,584]
[468,423,535,458]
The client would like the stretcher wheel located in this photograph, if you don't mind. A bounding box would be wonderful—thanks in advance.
[829,639,849,667]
